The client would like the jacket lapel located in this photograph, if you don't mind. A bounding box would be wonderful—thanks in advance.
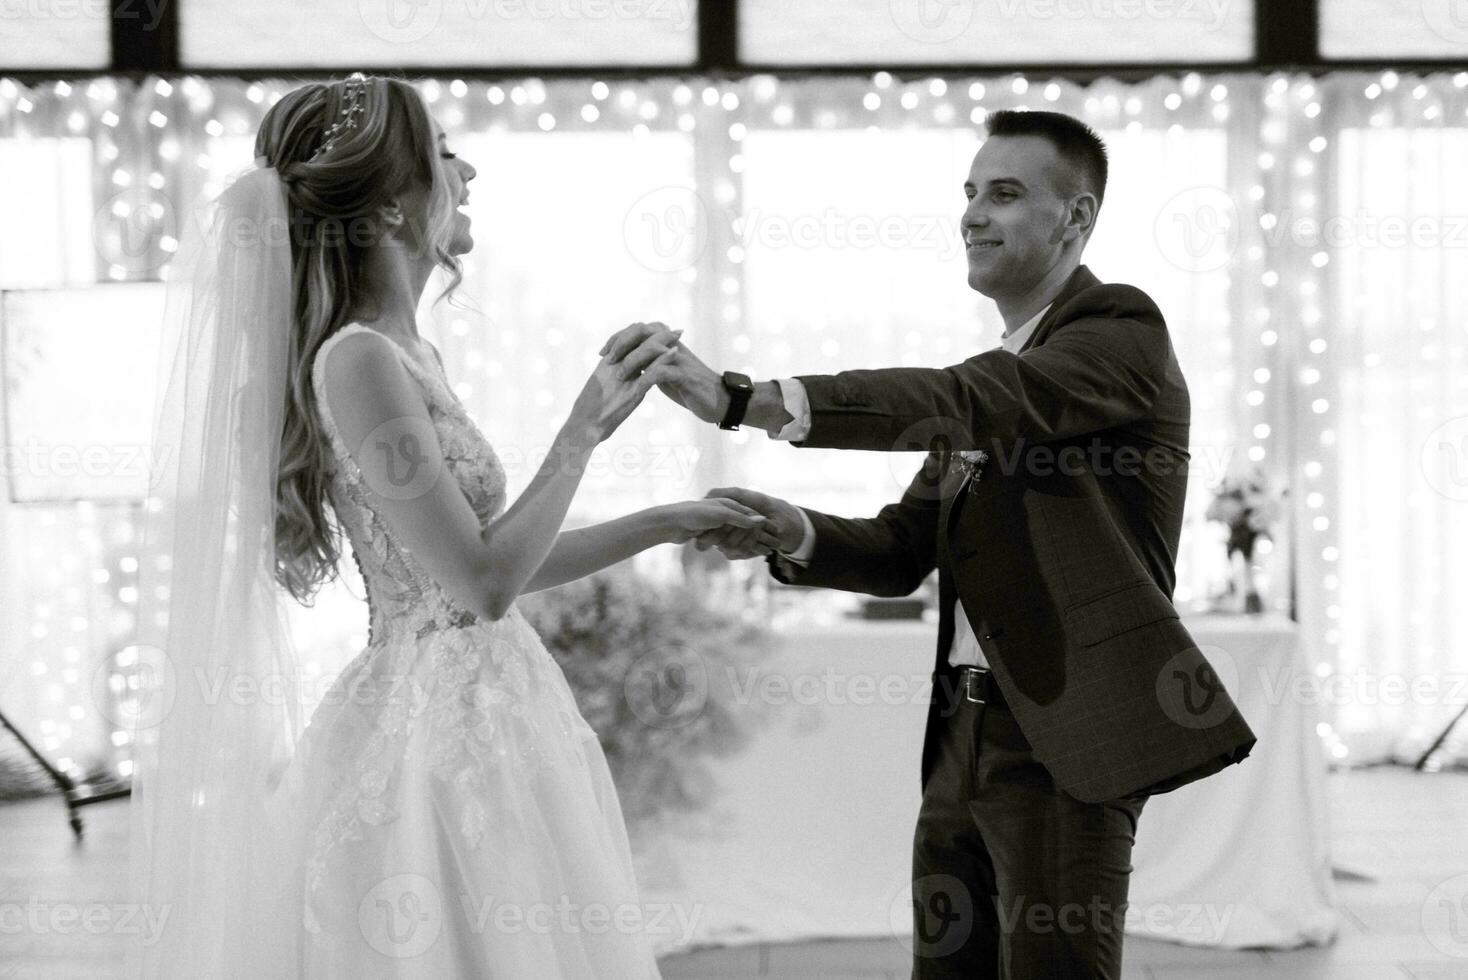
[944,462,972,541]
[943,263,1100,542]
[1016,263,1099,354]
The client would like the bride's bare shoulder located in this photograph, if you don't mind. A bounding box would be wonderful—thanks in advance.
[327,320,437,369]
[314,325,428,438]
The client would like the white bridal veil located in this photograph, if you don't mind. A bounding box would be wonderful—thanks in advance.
[126,155,308,978]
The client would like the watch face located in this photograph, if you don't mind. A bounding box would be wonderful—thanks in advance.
[725,372,754,392]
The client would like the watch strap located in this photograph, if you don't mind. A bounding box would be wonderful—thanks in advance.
[719,372,754,430]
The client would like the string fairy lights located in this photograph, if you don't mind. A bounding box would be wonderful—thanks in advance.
[0,68,1465,778]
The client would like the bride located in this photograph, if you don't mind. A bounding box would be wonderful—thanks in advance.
[126,72,770,978]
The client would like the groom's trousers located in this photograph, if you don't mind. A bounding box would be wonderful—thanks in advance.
[910,664,1147,980]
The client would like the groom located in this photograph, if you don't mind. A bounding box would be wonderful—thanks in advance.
[605,109,1255,978]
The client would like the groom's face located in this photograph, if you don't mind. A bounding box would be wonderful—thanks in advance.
[961,135,1080,299]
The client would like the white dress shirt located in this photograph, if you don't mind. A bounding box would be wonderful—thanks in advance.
[772,305,1051,667]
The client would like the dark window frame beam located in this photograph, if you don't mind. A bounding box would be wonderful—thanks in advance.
[2,0,1465,83]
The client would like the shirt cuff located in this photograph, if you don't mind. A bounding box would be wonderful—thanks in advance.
[777,507,817,567]
[772,377,812,442]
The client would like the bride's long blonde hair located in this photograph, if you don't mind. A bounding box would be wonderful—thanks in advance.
[257,75,464,603]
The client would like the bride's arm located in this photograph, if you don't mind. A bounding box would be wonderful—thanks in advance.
[476,379,716,617]
[321,328,678,621]
[522,492,778,594]
[520,507,676,595]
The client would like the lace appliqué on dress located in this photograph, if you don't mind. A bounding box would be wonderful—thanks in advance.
[310,323,507,646]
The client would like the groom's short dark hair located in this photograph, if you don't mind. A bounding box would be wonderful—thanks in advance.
[985,109,1108,211]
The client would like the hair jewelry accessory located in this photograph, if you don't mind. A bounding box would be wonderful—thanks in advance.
[311,71,368,160]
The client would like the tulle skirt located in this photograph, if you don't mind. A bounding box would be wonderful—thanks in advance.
[257,607,663,979]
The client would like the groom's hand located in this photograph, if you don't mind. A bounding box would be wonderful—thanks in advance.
[602,322,727,424]
[694,487,805,559]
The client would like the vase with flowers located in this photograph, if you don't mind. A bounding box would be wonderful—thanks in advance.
[1204,465,1286,614]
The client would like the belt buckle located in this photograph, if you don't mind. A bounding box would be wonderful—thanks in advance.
[963,668,987,705]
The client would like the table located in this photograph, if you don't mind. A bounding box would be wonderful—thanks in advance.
[633,612,1337,955]
[632,619,931,956]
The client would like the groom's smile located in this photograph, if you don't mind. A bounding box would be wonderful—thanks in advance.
[959,132,1099,327]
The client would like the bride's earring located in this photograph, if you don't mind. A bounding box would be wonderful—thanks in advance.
[377,206,405,244]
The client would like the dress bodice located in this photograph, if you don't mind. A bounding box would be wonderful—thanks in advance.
[310,322,508,645]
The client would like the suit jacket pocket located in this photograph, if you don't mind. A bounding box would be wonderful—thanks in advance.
[1064,580,1181,647]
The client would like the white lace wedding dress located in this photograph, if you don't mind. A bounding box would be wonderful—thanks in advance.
[266,322,662,978]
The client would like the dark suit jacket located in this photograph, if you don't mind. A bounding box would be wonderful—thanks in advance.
[768,264,1256,803]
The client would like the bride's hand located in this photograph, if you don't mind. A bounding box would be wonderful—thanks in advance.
[663,498,775,546]
[566,327,681,443]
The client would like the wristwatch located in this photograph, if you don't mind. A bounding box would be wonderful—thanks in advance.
[718,371,755,431]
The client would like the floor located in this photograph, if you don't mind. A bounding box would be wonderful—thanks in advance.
[661,766,1468,978]
[1,767,1464,979]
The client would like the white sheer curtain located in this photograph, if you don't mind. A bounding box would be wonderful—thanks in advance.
[1314,73,1468,766]
[1,69,1465,781]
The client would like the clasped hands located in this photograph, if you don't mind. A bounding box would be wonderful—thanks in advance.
[601,321,805,561]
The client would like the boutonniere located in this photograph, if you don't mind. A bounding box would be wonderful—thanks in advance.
[953,450,989,493]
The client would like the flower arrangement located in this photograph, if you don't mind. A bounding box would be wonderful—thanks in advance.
[518,561,772,832]
[953,449,990,493]
[1204,465,1287,612]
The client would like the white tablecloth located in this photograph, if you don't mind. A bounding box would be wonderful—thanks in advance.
[633,619,930,955]
[634,612,1337,955]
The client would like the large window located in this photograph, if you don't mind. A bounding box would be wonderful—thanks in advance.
[1,283,165,502]
[734,128,983,520]
[0,75,1260,608]
[1321,0,1468,59]
[12,1,1468,74]
[180,0,699,68]
[0,137,97,288]
[10,71,1468,775]
[739,0,1256,64]
[1329,123,1468,743]
[434,128,702,519]
[0,5,109,69]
